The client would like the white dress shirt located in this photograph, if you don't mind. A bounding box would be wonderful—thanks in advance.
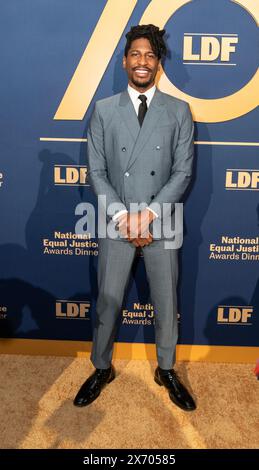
[127,83,156,114]
[113,84,158,222]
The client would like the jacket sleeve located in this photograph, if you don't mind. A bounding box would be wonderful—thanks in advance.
[148,102,194,221]
[86,102,127,219]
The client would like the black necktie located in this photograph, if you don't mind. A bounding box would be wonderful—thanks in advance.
[138,95,147,126]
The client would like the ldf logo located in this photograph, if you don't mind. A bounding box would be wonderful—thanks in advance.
[183,34,238,64]
[56,301,90,319]
[54,165,88,186]
[226,170,259,190]
[217,306,253,324]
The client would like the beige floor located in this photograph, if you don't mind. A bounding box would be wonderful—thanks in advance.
[1,354,258,449]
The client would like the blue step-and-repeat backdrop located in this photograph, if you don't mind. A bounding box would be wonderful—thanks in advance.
[0,0,258,360]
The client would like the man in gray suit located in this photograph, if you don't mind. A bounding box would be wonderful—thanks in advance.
[74,24,196,411]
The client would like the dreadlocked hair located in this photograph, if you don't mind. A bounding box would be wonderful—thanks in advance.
[124,24,167,60]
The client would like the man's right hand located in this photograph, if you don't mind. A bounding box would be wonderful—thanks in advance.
[115,212,129,239]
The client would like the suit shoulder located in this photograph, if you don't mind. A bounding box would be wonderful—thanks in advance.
[93,93,121,122]
[160,91,192,124]
[95,93,121,109]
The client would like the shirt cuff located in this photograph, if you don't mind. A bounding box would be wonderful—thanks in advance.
[146,207,158,219]
[112,209,128,222]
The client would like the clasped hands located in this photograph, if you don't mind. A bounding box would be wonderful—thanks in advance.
[115,209,155,247]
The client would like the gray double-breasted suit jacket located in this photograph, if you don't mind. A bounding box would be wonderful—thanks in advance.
[86,87,194,369]
[87,87,194,240]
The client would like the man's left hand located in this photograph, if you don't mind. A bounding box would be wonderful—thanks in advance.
[127,209,155,246]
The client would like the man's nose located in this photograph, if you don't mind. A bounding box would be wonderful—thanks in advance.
[137,55,148,66]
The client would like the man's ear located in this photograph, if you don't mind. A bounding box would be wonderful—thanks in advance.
[157,60,161,72]
[122,56,126,69]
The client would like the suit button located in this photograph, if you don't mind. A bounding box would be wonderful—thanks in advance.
[151,195,155,200]
[156,145,160,150]
[151,171,155,175]
[122,147,126,152]
[124,172,129,177]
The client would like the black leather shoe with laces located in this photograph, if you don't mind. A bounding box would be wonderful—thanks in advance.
[154,367,196,411]
[73,365,115,407]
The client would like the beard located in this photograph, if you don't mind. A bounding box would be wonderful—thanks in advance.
[131,75,154,89]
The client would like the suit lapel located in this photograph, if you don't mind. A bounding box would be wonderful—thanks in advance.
[118,90,140,143]
[117,88,166,172]
[127,88,166,170]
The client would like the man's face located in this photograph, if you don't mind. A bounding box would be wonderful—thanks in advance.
[123,37,160,91]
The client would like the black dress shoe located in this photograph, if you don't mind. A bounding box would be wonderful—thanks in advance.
[73,365,115,407]
[154,367,196,411]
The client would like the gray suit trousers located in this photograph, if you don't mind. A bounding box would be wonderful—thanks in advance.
[90,238,179,370]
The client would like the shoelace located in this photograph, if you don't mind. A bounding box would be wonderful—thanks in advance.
[165,370,180,385]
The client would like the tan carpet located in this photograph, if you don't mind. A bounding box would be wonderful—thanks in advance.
[0,354,258,449]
